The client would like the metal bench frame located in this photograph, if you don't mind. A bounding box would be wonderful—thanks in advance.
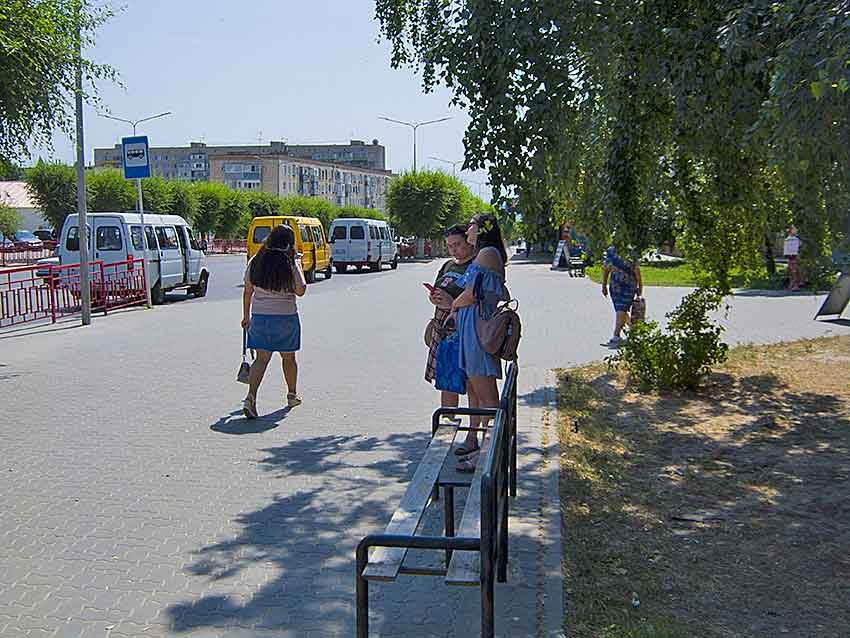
[356,363,518,638]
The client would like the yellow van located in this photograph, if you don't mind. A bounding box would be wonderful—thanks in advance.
[247,216,332,283]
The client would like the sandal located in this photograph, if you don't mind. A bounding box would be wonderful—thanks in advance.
[456,458,477,473]
[287,392,303,407]
[243,396,258,419]
[453,442,480,456]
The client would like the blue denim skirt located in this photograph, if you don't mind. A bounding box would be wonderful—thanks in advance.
[247,313,301,352]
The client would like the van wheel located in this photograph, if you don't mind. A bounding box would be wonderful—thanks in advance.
[325,263,333,279]
[193,273,209,298]
[305,267,316,284]
[391,256,399,270]
[370,259,381,272]
[335,264,347,274]
[151,281,166,305]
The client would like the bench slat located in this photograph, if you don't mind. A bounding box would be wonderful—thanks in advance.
[363,425,457,581]
[445,431,491,586]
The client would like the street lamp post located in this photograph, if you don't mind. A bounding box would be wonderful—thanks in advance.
[97,111,171,308]
[428,156,464,176]
[378,116,452,172]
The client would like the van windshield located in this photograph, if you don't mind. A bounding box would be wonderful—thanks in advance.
[253,226,271,244]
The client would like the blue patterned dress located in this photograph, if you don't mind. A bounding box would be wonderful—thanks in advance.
[455,260,508,379]
[605,247,637,312]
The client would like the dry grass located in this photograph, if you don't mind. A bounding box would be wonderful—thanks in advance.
[556,336,850,638]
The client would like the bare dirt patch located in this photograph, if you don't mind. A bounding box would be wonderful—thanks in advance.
[556,336,850,638]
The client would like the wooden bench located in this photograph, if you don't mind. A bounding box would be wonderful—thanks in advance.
[356,362,518,638]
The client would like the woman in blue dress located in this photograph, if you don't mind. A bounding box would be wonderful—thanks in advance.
[601,245,642,348]
[445,213,509,472]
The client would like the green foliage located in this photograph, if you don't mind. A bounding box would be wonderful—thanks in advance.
[275,195,338,230]
[140,176,174,213]
[336,205,387,221]
[86,169,134,212]
[387,170,483,239]
[0,158,25,180]
[612,289,729,391]
[0,202,20,237]
[168,180,198,221]
[25,160,76,230]
[217,190,247,239]
[0,0,117,162]
[191,182,230,236]
[375,0,850,287]
[243,191,283,218]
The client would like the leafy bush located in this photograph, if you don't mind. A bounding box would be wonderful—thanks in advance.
[612,288,728,391]
[0,202,21,237]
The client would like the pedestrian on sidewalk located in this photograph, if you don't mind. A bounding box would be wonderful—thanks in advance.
[601,245,642,348]
[241,225,307,419]
[445,213,510,472]
[784,225,803,291]
[425,224,475,424]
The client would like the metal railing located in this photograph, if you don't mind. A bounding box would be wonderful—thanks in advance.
[206,239,247,254]
[1,258,147,329]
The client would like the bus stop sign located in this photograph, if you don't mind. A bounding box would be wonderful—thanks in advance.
[122,136,151,179]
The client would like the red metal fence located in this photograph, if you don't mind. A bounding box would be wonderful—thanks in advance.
[207,239,247,254]
[1,258,147,329]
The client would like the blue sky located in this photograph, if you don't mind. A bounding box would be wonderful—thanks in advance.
[40,0,491,197]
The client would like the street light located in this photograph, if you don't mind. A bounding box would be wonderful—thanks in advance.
[96,110,172,308]
[378,116,452,172]
[428,156,464,175]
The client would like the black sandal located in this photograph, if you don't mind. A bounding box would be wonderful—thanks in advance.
[453,442,479,456]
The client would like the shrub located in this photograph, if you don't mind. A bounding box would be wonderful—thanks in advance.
[612,288,728,391]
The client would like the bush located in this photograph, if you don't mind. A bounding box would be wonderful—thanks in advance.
[0,202,21,237]
[612,288,728,391]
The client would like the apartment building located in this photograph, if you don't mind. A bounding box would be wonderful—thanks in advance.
[93,139,386,180]
[208,153,392,212]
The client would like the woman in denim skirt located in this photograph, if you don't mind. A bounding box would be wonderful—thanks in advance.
[241,224,307,418]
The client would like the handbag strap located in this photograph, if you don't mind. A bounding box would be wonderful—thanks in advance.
[242,328,248,361]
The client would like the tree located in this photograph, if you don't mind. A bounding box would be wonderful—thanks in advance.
[169,180,197,222]
[0,158,25,180]
[26,160,76,231]
[191,182,229,237]
[375,0,850,290]
[386,170,469,239]
[336,205,387,221]
[0,0,116,162]
[0,202,20,238]
[244,191,283,218]
[140,176,174,214]
[87,169,134,212]
[218,190,248,238]
[277,195,338,230]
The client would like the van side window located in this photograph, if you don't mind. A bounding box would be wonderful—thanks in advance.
[66,226,80,251]
[312,226,323,246]
[155,226,180,250]
[369,226,378,240]
[144,227,157,250]
[299,224,311,243]
[175,226,188,251]
[332,226,347,241]
[252,226,271,244]
[130,226,144,251]
[379,227,389,240]
[96,226,122,251]
[350,226,365,240]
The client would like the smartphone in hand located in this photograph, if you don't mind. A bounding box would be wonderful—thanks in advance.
[423,282,436,292]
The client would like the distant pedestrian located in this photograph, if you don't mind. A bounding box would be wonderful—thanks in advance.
[425,224,475,423]
[784,225,802,291]
[445,213,510,472]
[241,225,307,419]
[601,245,642,348]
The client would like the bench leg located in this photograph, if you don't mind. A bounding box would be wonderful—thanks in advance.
[443,486,455,565]
[356,541,369,638]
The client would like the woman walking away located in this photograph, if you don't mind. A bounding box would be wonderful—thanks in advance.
[601,245,642,348]
[425,224,475,424]
[446,213,509,472]
[241,225,307,418]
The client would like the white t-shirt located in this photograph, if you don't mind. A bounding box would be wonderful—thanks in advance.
[783,235,801,257]
[245,257,306,315]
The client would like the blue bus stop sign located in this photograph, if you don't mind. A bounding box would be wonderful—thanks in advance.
[121,136,151,179]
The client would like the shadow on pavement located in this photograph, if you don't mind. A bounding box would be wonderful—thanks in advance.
[210,408,291,434]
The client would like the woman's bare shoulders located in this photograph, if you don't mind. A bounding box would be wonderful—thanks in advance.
[476,246,504,271]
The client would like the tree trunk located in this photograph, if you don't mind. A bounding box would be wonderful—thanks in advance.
[764,233,776,275]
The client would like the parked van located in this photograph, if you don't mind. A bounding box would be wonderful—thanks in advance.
[328,218,399,273]
[51,212,209,304]
[246,216,331,283]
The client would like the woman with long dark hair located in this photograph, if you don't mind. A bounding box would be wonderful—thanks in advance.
[445,213,509,471]
[241,224,307,418]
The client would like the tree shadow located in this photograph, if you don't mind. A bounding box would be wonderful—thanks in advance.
[557,363,850,636]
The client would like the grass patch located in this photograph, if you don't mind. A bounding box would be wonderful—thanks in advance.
[586,262,787,289]
[556,336,850,638]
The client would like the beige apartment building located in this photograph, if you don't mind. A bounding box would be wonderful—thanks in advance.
[208,154,392,212]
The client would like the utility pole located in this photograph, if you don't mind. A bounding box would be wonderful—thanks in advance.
[378,116,452,172]
[75,0,91,325]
